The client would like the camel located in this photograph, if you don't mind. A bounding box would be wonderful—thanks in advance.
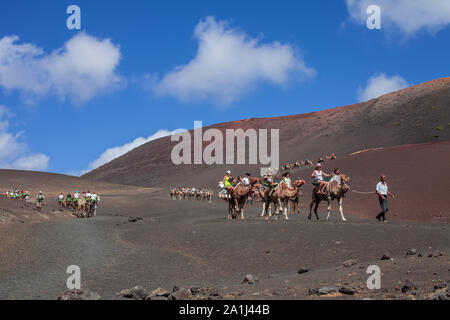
[207,190,214,203]
[287,190,303,215]
[255,186,273,217]
[226,178,259,220]
[170,188,176,200]
[309,174,350,222]
[77,198,86,218]
[261,180,305,220]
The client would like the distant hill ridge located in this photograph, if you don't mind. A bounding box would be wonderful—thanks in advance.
[82,77,450,187]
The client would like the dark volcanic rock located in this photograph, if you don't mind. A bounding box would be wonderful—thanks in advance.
[307,288,318,295]
[189,286,222,300]
[428,251,443,258]
[339,286,356,295]
[318,286,339,295]
[128,216,144,223]
[242,274,258,285]
[59,289,101,300]
[401,280,418,293]
[406,249,418,257]
[170,288,191,300]
[146,287,170,300]
[381,253,391,260]
[119,286,147,300]
[342,259,357,268]
[297,268,310,274]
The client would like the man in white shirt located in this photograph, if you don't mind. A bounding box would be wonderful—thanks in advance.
[242,173,251,187]
[375,176,396,222]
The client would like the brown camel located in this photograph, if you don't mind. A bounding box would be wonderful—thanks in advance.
[227,178,259,220]
[261,180,305,220]
[77,198,86,218]
[287,182,306,215]
[309,174,350,221]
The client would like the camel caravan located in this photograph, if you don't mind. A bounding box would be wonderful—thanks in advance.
[281,153,336,171]
[2,189,31,201]
[170,187,214,203]
[59,191,100,219]
[219,162,350,222]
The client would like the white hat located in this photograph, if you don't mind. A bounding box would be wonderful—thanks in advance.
[226,170,231,174]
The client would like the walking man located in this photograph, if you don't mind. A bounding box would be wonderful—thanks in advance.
[375,176,395,222]
[36,191,45,212]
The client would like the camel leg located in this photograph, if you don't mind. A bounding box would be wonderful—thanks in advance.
[277,199,284,220]
[314,201,320,220]
[339,198,347,222]
[283,202,289,220]
[326,198,332,221]
[308,200,314,220]
[261,202,266,217]
[241,207,245,220]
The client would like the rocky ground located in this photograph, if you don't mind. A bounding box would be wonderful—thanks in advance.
[1,188,448,300]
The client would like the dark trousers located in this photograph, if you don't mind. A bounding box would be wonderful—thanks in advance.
[376,196,389,221]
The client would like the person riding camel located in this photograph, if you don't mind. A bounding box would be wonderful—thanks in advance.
[66,193,72,204]
[331,168,349,195]
[263,175,279,197]
[282,172,293,190]
[312,163,331,195]
[73,191,80,205]
[223,170,233,190]
[58,193,64,205]
[242,173,251,187]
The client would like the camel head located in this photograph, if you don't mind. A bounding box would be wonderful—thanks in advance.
[249,177,259,185]
[340,174,350,183]
[294,180,306,189]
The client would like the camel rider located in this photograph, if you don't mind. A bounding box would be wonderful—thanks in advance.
[36,191,44,212]
[312,164,331,195]
[73,191,80,205]
[91,192,98,205]
[263,175,278,189]
[86,191,92,202]
[332,168,349,194]
[223,170,233,190]
[58,193,64,205]
[242,173,251,187]
[283,172,293,189]
[66,193,72,204]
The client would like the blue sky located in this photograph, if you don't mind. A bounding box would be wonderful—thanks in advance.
[0,0,449,175]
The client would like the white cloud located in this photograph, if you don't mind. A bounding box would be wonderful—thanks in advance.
[346,0,450,34]
[0,33,122,104]
[150,16,315,105]
[80,128,186,175]
[358,73,409,101]
[10,154,50,171]
[0,105,49,171]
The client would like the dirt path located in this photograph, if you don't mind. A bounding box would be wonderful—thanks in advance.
[0,189,448,299]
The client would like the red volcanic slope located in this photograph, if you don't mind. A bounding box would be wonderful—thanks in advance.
[83,77,450,188]
[289,141,450,224]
